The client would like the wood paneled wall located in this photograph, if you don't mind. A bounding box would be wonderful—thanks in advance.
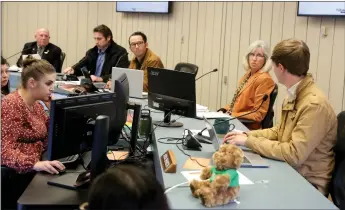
[1,2,344,123]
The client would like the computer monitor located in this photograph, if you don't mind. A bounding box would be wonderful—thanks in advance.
[47,73,130,161]
[147,67,196,127]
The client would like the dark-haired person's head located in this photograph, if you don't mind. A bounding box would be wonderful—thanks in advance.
[20,58,56,101]
[81,164,170,210]
[1,56,9,89]
[129,31,148,60]
[93,24,113,51]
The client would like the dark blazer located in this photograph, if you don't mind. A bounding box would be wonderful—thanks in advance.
[16,42,62,72]
[72,40,130,82]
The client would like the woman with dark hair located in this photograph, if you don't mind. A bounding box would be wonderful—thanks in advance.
[80,164,170,210]
[1,56,10,97]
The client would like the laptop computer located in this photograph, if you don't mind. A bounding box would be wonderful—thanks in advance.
[203,117,269,168]
[111,67,146,99]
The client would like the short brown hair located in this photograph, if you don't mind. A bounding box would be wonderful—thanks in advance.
[93,24,113,40]
[271,39,310,76]
[128,31,147,44]
[21,57,55,88]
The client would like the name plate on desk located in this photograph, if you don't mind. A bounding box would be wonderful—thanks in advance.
[160,150,177,173]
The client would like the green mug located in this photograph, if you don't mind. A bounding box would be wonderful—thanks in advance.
[213,118,230,137]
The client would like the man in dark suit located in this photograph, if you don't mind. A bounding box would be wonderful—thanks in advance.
[16,28,62,72]
[63,24,129,83]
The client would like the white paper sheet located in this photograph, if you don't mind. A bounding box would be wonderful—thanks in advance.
[8,65,22,72]
[196,104,209,112]
[181,170,254,185]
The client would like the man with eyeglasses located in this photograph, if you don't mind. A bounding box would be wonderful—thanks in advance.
[127,31,164,92]
[64,24,129,83]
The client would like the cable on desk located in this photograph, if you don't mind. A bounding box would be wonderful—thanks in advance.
[121,129,146,155]
[108,132,148,168]
[157,129,207,168]
[164,181,189,194]
[157,137,184,144]
[141,109,176,151]
[176,138,207,168]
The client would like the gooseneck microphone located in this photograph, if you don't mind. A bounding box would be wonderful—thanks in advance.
[114,52,129,68]
[5,47,32,60]
[72,52,90,70]
[195,68,218,81]
[195,94,269,140]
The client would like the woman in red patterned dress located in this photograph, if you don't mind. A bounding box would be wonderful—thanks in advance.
[1,58,65,208]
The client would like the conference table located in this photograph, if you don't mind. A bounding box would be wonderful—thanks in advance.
[17,97,337,209]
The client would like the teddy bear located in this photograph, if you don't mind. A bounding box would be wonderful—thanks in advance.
[189,144,244,207]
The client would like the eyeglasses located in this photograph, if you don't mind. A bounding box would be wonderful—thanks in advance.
[130,41,145,48]
[249,53,265,59]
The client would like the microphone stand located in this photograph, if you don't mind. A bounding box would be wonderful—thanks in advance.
[195,94,268,142]
[195,69,218,81]
[5,47,32,60]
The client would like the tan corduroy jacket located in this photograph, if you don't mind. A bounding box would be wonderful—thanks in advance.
[246,74,337,196]
[129,48,164,92]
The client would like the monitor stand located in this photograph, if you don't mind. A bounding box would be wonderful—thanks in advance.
[153,110,183,127]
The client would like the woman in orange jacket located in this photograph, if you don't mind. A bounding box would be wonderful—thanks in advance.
[218,40,275,130]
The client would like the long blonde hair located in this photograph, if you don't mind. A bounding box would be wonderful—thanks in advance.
[242,40,272,72]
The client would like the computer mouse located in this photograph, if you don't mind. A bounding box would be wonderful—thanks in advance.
[57,168,66,174]
[74,88,82,94]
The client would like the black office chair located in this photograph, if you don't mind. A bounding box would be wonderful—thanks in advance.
[1,166,35,210]
[330,159,345,209]
[174,62,198,75]
[329,111,345,208]
[60,52,66,72]
[261,84,278,129]
[237,84,278,128]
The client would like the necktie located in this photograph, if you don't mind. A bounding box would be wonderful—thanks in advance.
[95,52,105,77]
[38,47,44,58]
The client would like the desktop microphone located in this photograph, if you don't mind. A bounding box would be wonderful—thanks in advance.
[5,47,32,60]
[72,54,89,70]
[114,52,129,67]
[195,68,218,81]
[195,94,268,141]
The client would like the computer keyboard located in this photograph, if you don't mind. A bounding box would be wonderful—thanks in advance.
[94,82,106,89]
[58,154,79,165]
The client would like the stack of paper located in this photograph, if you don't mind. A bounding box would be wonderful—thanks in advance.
[196,104,209,112]
[197,112,231,119]
[8,65,22,72]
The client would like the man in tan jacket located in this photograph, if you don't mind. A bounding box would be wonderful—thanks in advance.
[224,39,337,196]
[128,32,164,92]
[105,32,164,91]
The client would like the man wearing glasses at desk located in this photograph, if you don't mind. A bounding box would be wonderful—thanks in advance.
[128,31,164,92]
[105,31,163,90]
